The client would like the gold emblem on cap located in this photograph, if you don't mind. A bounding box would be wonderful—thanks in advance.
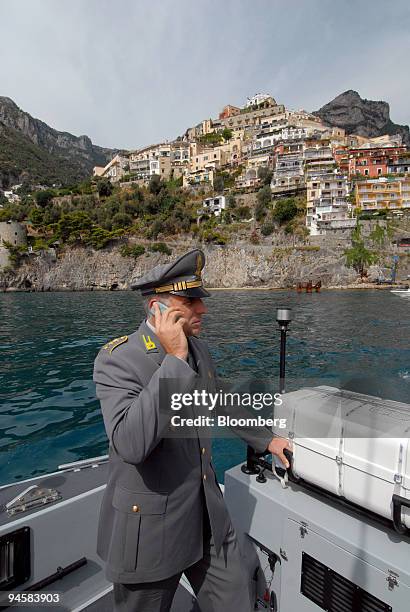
[195,253,203,277]
[155,279,203,293]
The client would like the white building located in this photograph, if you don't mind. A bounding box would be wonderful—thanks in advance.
[271,153,305,194]
[199,195,226,217]
[306,174,354,235]
[94,154,129,182]
[245,93,272,108]
[128,144,174,180]
[304,145,335,180]
[3,191,21,203]
[254,126,307,151]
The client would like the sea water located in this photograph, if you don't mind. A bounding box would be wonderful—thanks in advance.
[1,290,409,485]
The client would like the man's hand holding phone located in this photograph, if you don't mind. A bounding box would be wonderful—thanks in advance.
[152,302,188,361]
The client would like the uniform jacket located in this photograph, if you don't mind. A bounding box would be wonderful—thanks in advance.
[93,320,272,584]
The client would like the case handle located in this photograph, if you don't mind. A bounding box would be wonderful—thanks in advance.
[392,494,410,536]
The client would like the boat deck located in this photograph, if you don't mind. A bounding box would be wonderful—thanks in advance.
[0,458,202,611]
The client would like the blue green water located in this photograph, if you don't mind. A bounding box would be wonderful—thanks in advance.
[1,290,409,485]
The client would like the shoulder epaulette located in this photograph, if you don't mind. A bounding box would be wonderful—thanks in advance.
[102,335,128,353]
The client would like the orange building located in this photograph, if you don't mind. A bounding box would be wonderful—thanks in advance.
[219,105,241,120]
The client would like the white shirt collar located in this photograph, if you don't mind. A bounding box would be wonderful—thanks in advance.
[146,318,156,333]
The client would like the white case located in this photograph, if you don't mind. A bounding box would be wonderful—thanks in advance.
[275,386,410,530]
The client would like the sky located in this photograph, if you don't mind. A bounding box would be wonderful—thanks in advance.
[1,0,410,150]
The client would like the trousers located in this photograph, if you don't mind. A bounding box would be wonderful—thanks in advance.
[112,517,252,612]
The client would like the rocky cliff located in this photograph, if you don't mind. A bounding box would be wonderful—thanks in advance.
[0,97,116,188]
[314,90,410,146]
[0,243,359,291]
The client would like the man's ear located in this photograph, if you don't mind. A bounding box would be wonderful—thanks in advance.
[147,298,157,314]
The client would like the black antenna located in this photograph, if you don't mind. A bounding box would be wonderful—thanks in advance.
[276,307,292,394]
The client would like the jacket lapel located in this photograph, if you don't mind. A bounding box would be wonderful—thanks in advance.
[189,337,212,380]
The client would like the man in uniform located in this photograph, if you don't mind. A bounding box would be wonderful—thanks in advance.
[93,249,290,612]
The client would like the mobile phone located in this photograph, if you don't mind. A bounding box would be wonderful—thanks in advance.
[149,301,168,316]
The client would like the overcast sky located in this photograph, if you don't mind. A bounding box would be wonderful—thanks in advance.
[1,0,409,150]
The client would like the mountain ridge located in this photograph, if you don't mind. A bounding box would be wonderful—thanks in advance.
[0,96,116,188]
[313,90,410,146]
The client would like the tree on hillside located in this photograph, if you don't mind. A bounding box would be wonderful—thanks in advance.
[344,222,378,276]
[55,211,93,243]
[222,128,233,141]
[345,242,378,276]
[226,194,236,209]
[29,207,44,229]
[235,205,251,220]
[255,185,271,221]
[213,175,224,193]
[149,174,163,195]
[112,212,133,229]
[369,223,387,248]
[35,189,55,208]
[257,165,273,185]
[272,198,298,225]
[97,178,113,198]
[261,221,275,236]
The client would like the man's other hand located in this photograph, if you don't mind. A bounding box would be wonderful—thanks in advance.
[267,437,292,468]
[153,303,188,361]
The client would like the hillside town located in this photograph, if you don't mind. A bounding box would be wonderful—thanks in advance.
[93,92,410,236]
[1,92,410,289]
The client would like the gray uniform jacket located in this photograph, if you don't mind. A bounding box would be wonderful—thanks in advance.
[93,320,272,584]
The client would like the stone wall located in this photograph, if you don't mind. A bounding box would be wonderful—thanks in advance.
[0,221,27,247]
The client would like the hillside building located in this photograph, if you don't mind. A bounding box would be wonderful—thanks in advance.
[355,177,410,213]
[93,154,129,183]
[306,174,353,235]
[198,195,226,218]
[271,153,305,195]
[304,145,336,179]
[182,168,214,189]
[387,155,410,175]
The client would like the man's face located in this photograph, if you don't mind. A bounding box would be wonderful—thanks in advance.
[150,294,208,336]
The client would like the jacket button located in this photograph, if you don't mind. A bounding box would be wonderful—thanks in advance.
[201,447,206,455]
[132,505,140,513]
[203,474,207,481]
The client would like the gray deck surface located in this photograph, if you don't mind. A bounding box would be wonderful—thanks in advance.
[0,462,109,527]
